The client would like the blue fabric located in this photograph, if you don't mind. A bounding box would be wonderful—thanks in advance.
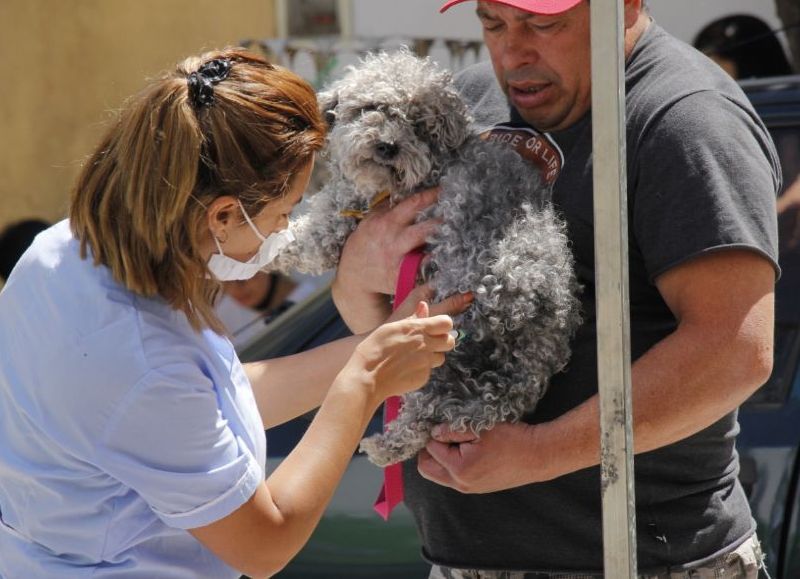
[0,221,266,578]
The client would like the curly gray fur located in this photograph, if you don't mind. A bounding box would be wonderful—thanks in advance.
[273,50,582,466]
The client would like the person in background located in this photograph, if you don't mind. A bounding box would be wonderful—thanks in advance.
[694,14,793,80]
[226,271,297,315]
[0,218,50,281]
[215,270,321,348]
[0,47,466,579]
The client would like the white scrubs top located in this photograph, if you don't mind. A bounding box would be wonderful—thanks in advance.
[0,221,266,578]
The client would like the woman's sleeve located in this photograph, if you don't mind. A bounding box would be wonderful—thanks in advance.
[94,363,263,530]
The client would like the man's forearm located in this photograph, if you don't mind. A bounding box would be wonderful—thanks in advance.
[531,308,774,481]
[416,317,770,494]
[331,278,391,334]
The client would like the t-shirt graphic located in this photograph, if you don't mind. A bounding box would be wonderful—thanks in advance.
[481,123,565,184]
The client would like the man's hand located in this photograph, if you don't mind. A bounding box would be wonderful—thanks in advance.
[386,283,473,324]
[339,187,441,294]
[417,422,561,494]
[332,188,441,333]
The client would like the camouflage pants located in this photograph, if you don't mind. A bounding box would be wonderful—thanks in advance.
[429,536,768,579]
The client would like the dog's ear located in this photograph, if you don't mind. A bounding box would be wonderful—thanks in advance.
[429,86,472,152]
[318,89,338,129]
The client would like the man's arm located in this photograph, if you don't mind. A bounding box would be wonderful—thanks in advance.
[418,249,775,492]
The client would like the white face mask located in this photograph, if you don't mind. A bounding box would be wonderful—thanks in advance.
[207,200,295,281]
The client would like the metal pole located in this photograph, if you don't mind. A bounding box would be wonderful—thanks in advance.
[590,0,637,577]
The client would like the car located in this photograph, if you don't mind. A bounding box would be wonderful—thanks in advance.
[735,74,800,579]
[237,74,800,578]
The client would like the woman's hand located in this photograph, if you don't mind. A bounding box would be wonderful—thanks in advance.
[348,301,455,404]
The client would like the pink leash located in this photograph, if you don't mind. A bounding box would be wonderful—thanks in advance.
[373,249,425,520]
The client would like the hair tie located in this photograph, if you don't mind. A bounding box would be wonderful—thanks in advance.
[187,58,232,109]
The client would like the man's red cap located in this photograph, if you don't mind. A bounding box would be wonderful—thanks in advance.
[440,0,583,15]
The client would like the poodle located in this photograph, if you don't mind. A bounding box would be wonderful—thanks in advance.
[274,50,582,467]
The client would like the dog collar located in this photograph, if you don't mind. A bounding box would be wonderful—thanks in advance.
[339,190,391,220]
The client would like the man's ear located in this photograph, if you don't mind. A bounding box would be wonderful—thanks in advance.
[318,89,338,129]
[623,0,644,29]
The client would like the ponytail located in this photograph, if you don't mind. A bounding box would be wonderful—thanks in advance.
[70,48,325,332]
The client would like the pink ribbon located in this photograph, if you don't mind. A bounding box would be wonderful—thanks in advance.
[373,249,425,520]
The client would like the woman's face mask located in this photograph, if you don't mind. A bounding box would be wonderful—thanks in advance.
[207,200,295,282]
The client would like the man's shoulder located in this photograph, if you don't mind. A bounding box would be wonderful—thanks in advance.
[626,22,755,124]
[454,61,510,132]
[454,60,496,90]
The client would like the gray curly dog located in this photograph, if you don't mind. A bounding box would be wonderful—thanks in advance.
[273,50,582,467]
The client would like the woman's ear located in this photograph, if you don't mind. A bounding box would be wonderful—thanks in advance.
[206,196,240,239]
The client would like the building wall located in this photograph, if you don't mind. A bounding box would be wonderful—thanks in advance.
[0,0,276,230]
[1,0,782,232]
[350,0,780,44]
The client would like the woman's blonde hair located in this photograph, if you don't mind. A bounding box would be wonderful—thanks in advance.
[69,48,325,333]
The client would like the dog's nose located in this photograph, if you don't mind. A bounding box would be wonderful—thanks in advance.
[375,142,399,160]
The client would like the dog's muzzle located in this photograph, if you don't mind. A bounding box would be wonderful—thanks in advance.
[375,141,400,161]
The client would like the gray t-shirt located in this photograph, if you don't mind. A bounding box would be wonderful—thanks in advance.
[403,21,780,574]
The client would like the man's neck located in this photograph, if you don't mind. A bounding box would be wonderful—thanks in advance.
[624,13,652,59]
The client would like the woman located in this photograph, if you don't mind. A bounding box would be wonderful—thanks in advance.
[0,48,465,578]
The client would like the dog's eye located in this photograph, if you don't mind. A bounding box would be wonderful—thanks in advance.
[415,120,430,134]
[360,104,381,115]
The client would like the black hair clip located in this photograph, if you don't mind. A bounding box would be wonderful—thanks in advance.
[187,58,232,109]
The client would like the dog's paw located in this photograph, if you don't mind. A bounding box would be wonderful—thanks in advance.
[360,430,429,467]
[359,434,395,467]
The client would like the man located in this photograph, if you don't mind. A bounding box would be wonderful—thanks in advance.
[332,0,780,576]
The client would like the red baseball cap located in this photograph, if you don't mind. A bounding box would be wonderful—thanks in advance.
[440,0,583,15]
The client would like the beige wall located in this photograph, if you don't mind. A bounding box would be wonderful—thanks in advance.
[0,0,276,230]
